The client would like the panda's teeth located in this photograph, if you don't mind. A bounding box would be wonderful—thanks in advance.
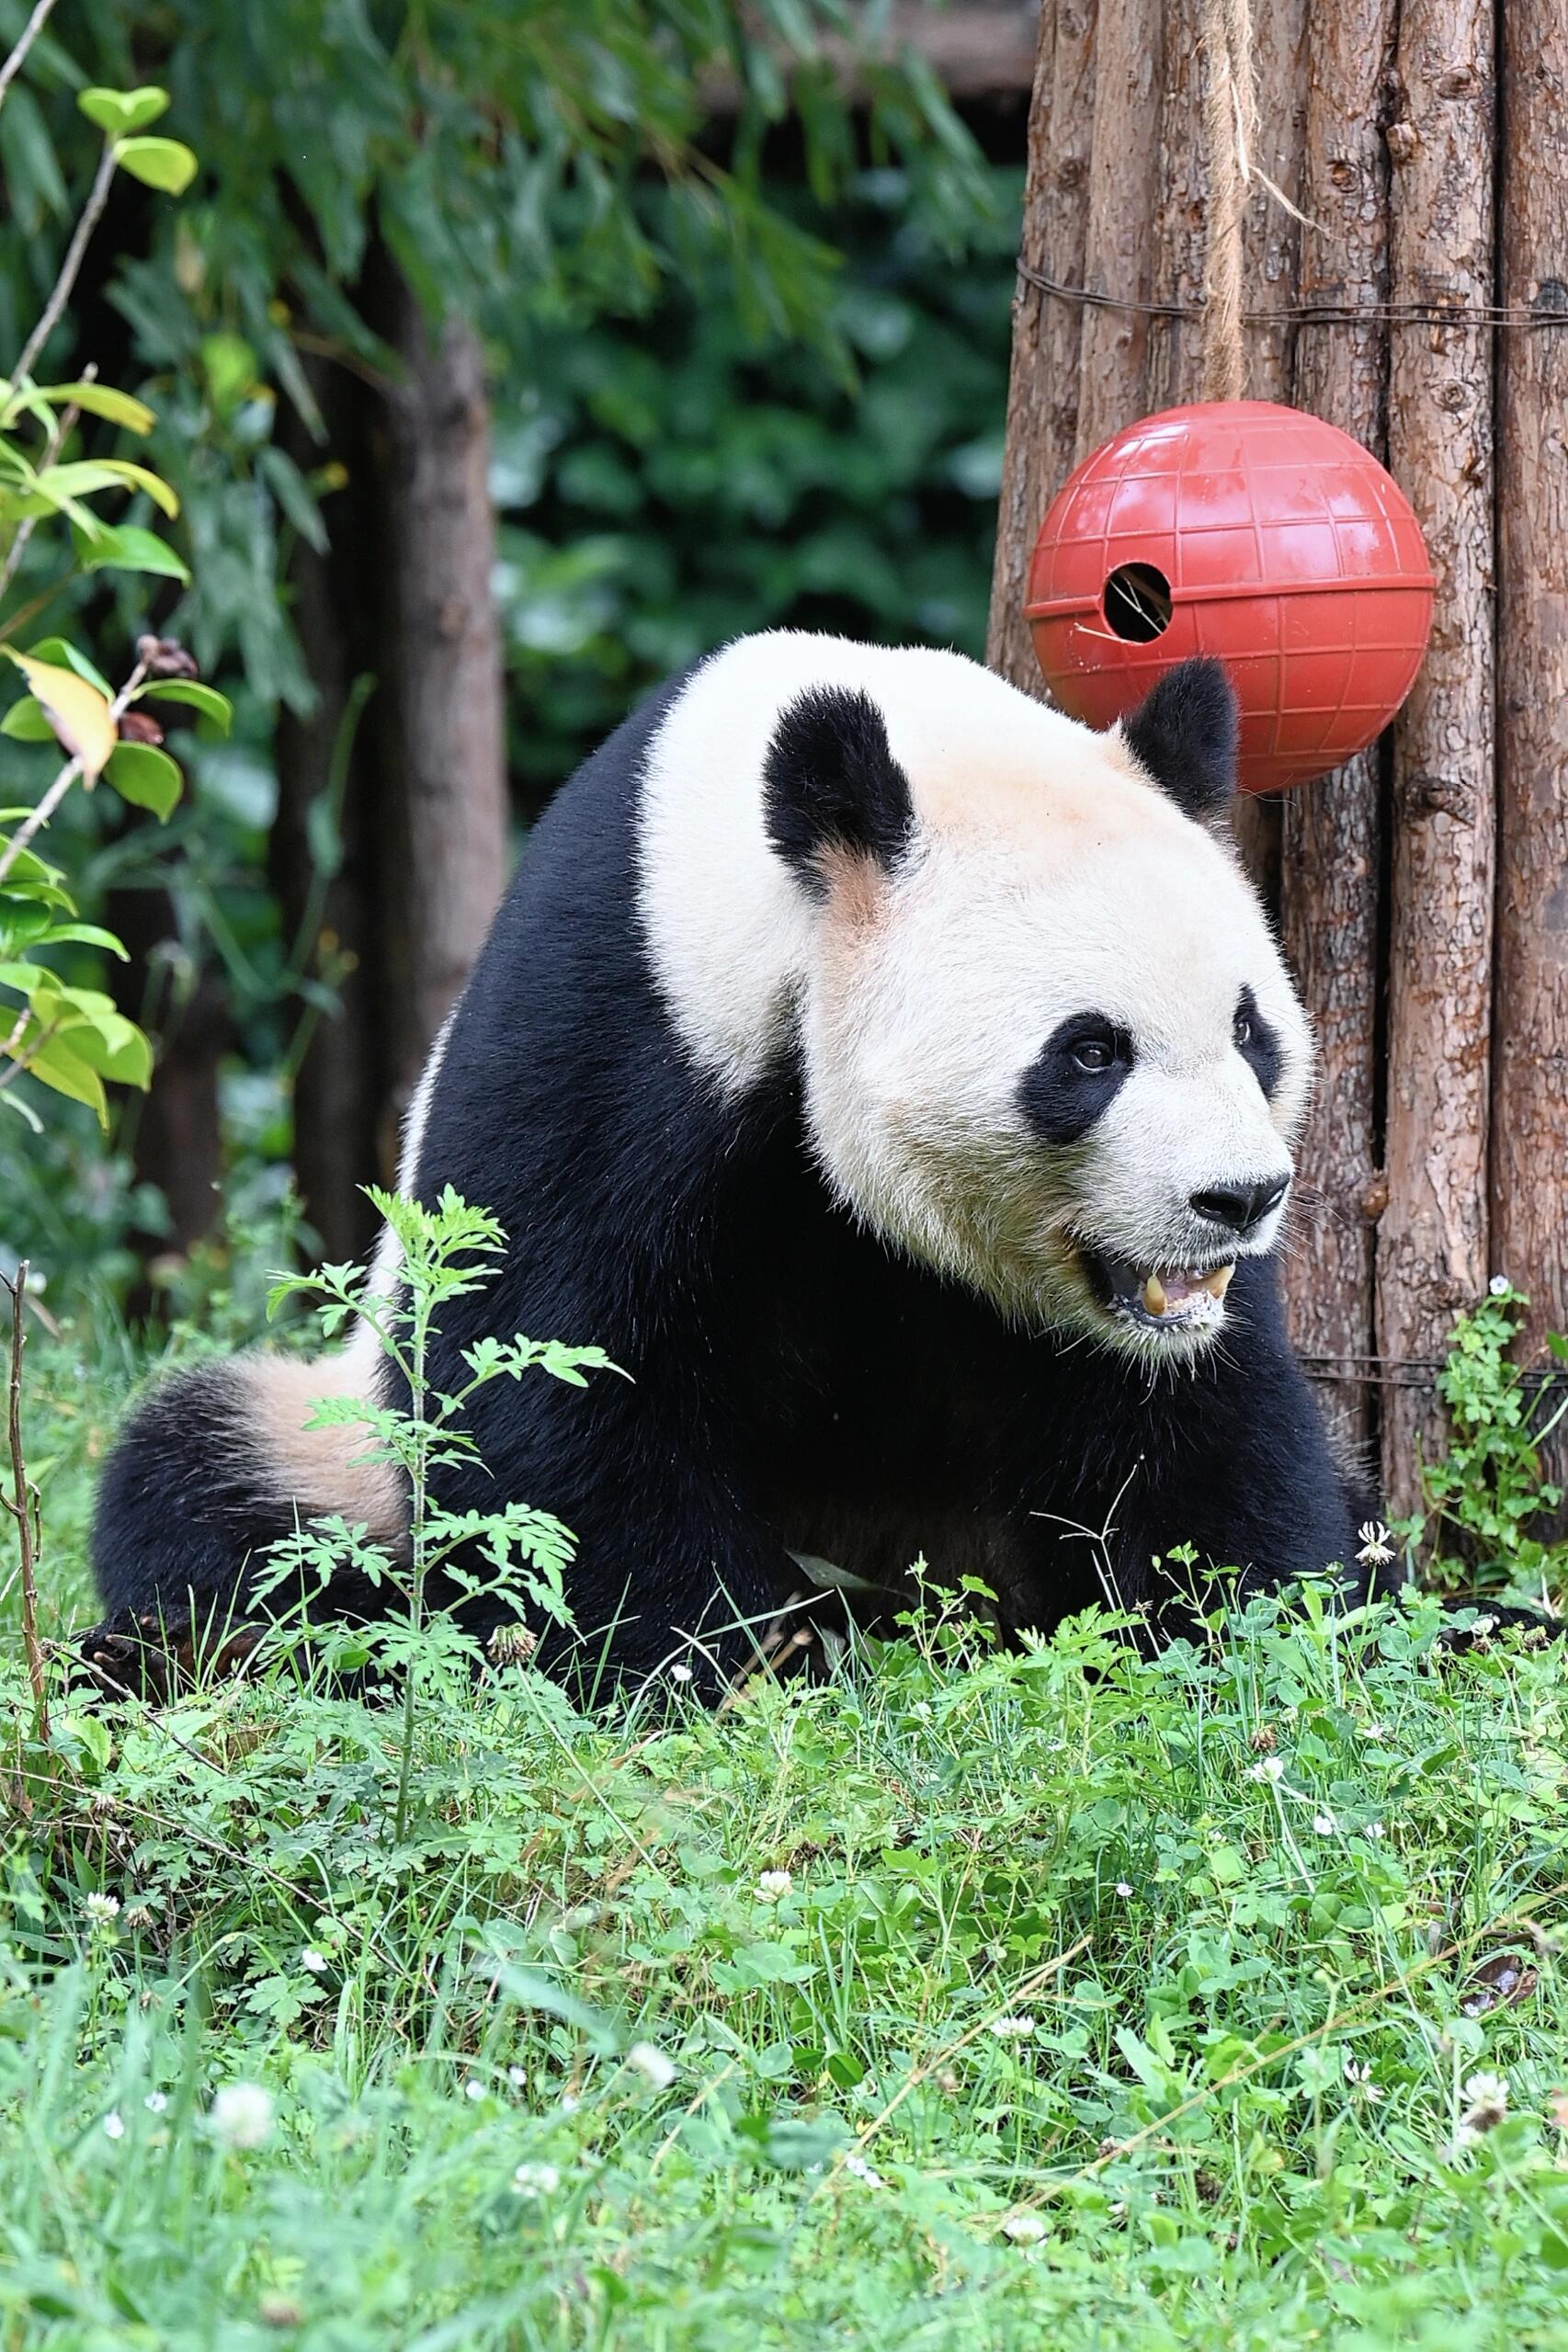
[1142,1273,1168,1316]
[1201,1263,1235,1300]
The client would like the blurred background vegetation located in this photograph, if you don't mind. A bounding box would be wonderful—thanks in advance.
[0,0,1029,1321]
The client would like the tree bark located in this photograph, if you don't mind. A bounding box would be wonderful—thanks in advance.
[364,260,510,1152]
[1378,0,1497,1511]
[271,359,384,1264]
[1278,0,1398,1460]
[987,0,1095,692]
[1074,0,1162,459]
[1492,0,1568,1374]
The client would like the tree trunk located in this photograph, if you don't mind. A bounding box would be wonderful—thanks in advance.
[363,259,510,1156]
[1278,0,1398,1460]
[1492,0,1568,1377]
[271,359,384,1264]
[987,0,1095,691]
[108,881,225,1259]
[1074,0,1162,459]
[1377,0,1497,1512]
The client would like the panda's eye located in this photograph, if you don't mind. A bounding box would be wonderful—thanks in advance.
[1233,1009,1253,1049]
[1072,1036,1117,1074]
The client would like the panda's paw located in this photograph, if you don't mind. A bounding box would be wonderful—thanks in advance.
[719,1590,848,1710]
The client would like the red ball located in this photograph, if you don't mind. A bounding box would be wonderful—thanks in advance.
[1025,400,1435,793]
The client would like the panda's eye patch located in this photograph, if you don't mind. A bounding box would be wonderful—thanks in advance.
[1233,985,1282,1096]
[1019,1015,1133,1145]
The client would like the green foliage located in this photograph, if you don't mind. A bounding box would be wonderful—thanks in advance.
[5,1549,1568,2342]
[496,166,1018,802]
[260,1185,612,1837]
[1415,1278,1568,1603]
[0,59,233,1130]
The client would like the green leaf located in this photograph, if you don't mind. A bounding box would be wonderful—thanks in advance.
[113,135,198,196]
[103,742,182,821]
[79,86,171,136]
[31,458,179,518]
[0,697,53,743]
[40,381,156,434]
[72,520,190,584]
[23,639,112,696]
[139,679,231,732]
[15,1032,108,1121]
[28,923,130,959]
[4,652,116,778]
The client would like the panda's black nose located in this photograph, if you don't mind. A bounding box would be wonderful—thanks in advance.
[1189,1176,1289,1236]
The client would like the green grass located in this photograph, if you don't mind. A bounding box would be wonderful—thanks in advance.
[6,1319,1568,2348]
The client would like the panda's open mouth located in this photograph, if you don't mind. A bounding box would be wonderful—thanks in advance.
[1080,1246,1236,1332]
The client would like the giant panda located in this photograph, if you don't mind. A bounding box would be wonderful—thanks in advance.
[88,632,1368,1699]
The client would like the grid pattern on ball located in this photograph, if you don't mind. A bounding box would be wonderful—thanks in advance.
[1025,403,1435,790]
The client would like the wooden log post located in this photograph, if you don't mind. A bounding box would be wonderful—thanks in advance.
[1492,0,1568,1377]
[987,0,1096,692]
[1278,0,1398,1458]
[1074,0,1163,459]
[1378,0,1497,1512]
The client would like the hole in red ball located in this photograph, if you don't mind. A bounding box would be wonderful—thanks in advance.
[1103,562,1173,643]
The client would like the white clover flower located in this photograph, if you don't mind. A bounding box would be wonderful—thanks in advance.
[989,2014,1037,2041]
[1489,1275,1510,1297]
[1343,2059,1383,2102]
[300,1948,328,1974]
[559,2093,580,2115]
[1357,1521,1396,1568]
[627,2040,676,2090]
[464,2078,485,2102]
[510,2161,561,2199]
[507,2065,528,2088]
[102,2110,125,2140]
[669,1663,694,1684]
[1002,2212,1048,2244]
[1463,2070,1509,2114]
[841,2151,887,2188]
[1247,1755,1286,1784]
[1472,1614,1497,1638]
[756,1869,793,1902]
[1368,1820,1386,1839]
[209,2082,274,2150]
[1359,1721,1389,1743]
[1312,1812,1337,1835]
[144,2091,168,2114]
[1115,1880,1134,1899]
[84,1892,120,1925]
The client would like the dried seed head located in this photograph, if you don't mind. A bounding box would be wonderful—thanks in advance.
[135,634,200,680]
[1248,1724,1278,1753]
[487,1621,538,1667]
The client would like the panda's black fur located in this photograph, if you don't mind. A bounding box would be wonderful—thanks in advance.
[90,644,1368,1699]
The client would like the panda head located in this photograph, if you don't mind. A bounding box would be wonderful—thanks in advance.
[756,650,1311,1361]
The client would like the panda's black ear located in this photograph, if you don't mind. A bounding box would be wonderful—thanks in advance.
[764,686,915,895]
[1118,658,1238,825]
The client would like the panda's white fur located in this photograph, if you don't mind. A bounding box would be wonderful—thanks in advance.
[639,631,1309,1357]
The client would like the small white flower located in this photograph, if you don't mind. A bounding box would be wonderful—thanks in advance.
[143,2091,167,2114]
[1463,2070,1509,2112]
[627,2040,676,2090]
[1357,1521,1396,1568]
[1247,1755,1286,1784]
[1368,1820,1386,1839]
[1489,1275,1510,1297]
[102,2110,125,2140]
[1360,1721,1389,1743]
[1115,1880,1133,1899]
[1002,2212,1048,2244]
[1472,1613,1497,1637]
[510,2161,561,2199]
[507,2065,528,2088]
[670,1663,694,1684]
[1343,2059,1384,2102]
[756,1869,793,1902]
[913,1700,933,1721]
[559,2093,580,2115]
[841,2150,887,2187]
[464,2077,485,2101]
[989,2014,1037,2041]
[208,2082,274,2150]
[300,1948,328,1974]
[84,1892,120,1925]
[1312,1812,1337,1835]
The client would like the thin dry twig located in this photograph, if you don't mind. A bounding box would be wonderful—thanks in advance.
[13,141,118,386]
[2,1259,49,1743]
[0,0,61,117]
